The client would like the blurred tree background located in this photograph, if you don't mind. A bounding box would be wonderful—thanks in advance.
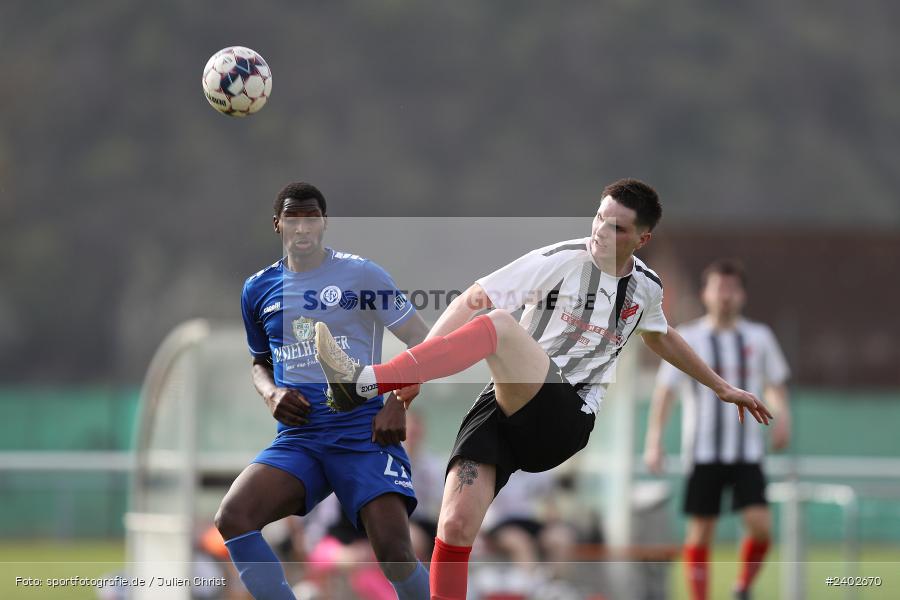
[1,0,898,383]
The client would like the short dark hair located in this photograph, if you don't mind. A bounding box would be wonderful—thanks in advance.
[701,258,747,288]
[601,178,662,230]
[274,182,327,216]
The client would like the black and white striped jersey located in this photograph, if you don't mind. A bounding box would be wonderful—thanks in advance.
[657,318,790,466]
[476,237,668,413]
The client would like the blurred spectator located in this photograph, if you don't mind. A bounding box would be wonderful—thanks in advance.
[470,469,581,599]
[290,494,396,600]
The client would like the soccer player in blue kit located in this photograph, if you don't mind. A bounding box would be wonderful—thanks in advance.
[215,182,431,600]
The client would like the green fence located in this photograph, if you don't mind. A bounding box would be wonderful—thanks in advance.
[1,387,898,541]
[0,388,138,538]
[0,387,139,451]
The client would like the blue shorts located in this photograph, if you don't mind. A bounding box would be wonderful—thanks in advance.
[252,433,417,528]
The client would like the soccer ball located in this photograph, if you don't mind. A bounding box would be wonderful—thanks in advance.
[202,46,272,117]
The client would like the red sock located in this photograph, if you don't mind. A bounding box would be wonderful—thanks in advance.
[430,537,472,600]
[374,315,498,395]
[736,537,769,592]
[683,545,709,600]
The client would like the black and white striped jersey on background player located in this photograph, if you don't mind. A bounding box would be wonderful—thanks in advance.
[657,318,790,467]
[476,237,668,414]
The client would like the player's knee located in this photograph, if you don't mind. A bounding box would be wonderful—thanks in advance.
[686,518,716,546]
[214,502,254,541]
[747,520,771,542]
[742,508,771,541]
[751,529,770,543]
[487,309,517,338]
[438,512,479,547]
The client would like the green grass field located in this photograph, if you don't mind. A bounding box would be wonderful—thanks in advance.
[1,541,127,600]
[1,541,897,599]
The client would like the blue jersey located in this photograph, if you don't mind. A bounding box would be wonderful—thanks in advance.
[241,248,415,438]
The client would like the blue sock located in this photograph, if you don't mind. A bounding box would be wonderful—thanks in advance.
[391,560,430,600]
[224,530,296,600]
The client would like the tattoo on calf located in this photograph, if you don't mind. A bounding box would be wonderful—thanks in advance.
[454,459,478,494]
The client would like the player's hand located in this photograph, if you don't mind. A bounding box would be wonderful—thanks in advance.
[771,417,791,451]
[716,385,773,425]
[394,383,421,408]
[644,444,665,474]
[372,394,407,446]
[265,387,311,427]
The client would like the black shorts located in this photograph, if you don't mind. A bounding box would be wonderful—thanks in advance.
[447,363,595,496]
[683,463,768,516]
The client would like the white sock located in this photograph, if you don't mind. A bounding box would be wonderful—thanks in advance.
[356,366,379,398]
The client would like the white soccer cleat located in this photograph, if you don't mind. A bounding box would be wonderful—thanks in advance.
[314,321,367,412]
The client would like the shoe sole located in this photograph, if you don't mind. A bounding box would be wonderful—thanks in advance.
[315,321,355,381]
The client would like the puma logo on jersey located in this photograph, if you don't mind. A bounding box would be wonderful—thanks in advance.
[598,288,615,303]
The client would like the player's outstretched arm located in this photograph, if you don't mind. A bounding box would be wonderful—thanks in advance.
[641,327,773,425]
[250,356,310,427]
[766,383,791,450]
[644,385,676,473]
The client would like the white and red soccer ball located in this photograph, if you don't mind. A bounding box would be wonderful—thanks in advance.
[202,46,272,117]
